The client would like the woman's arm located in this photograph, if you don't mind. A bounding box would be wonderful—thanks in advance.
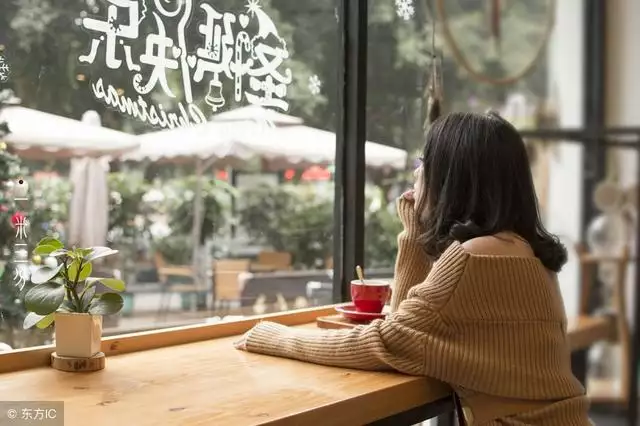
[243,243,468,375]
[390,195,432,311]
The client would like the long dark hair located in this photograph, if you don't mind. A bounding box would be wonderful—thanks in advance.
[418,111,567,272]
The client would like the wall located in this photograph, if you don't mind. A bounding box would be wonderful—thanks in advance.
[545,0,585,318]
[606,0,640,326]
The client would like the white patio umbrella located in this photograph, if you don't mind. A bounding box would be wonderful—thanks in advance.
[211,105,303,125]
[66,111,111,248]
[67,156,109,248]
[0,106,138,159]
[256,125,407,171]
[125,106,407,170]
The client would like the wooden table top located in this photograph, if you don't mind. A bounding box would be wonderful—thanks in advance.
[0,325,449,426]
[0,306,614,426]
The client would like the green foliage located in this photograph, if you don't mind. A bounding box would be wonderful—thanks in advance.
[22,238,125,329]
[239,184,333,269]
[108,172,151,239]
[152,234,192,265]
[365,204,403,268]
[29,177,71,243]
[167,177,236,245]
[239,184,405,270]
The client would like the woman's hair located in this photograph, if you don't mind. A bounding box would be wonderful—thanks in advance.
[418,111,567,272]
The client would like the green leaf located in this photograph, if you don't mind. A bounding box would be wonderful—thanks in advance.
[48,249,69,257]
[74,248,93,258]
[24,282,65,315]
[68,260,92,282]
[23,312,45,329]
[80,287,96,311]
[36,313,56,329]
[24,312,55,329]
[88,293,124,315]
[86,277,125,292]
[37,237,63,250]
[58,300,75,313]
[33,245,57,255]
[86,246,119,262]
[30,264,63,284]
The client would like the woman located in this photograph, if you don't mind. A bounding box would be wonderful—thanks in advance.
[234,112,592,425]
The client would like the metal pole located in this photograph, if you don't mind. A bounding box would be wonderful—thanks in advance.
[628,143,640,426]
[333,0,367,304]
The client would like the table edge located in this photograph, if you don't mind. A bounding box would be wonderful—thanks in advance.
[0,307,614,374]
[0,304,347,374]
[257,379,452,426]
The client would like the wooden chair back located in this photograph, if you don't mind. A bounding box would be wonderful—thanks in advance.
[154,252,168,282]
[257,251,292,270]
[575,243,631,400]
[214,259,251,301]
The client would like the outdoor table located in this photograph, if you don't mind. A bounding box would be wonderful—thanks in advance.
[0,305,614,426]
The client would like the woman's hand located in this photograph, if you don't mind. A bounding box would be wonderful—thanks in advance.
[402,189,415,201]
[233,330,251,351]
[397,189,424,237]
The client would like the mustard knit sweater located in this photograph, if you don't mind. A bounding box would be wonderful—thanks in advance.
[245,198,592,425]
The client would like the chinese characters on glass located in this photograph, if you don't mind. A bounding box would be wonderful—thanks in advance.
[10,179,30,291]
[78,0,292,129]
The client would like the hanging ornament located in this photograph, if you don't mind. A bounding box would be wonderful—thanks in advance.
[435,0,555,85]
[587,180,628,255]
[585,177,634,385]
[593,180,625,214]
[586,214,626,255]
[622,183,639,225]
[424,17,443,129]
[488,0,502,59]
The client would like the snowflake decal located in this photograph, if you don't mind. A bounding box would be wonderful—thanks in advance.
[0,54,10,83]
[395,0,415,21]
[108,16,121,33]
[308,74,322,96]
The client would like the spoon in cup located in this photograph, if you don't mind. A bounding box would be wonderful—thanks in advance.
[356,265,365,284]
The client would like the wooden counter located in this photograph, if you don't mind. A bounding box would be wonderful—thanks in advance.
[0,306,451,426]
[0,306,615,426]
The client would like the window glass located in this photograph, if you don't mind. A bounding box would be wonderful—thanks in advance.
[0,0,340,350]
[364,0,584,275]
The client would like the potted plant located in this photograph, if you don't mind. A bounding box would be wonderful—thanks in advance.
[22,237,125,359]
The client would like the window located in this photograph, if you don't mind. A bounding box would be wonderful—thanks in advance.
[363,0,586,306]
[0,0,342,350]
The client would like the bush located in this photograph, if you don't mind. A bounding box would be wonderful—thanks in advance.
[238,184,333,269]
[166,177,235,245]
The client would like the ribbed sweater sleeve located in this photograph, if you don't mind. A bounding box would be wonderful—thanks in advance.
[390,197,432,311]
[244,243,466,375]
[244,241,587,402]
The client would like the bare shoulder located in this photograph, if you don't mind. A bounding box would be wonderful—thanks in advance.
[461,233,534,257]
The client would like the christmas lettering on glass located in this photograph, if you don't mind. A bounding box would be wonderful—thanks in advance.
[77,0,292,130]
[9,178,30,291]
[0,52,10,83]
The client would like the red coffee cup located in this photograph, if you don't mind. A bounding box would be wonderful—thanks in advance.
[351,279,391,313]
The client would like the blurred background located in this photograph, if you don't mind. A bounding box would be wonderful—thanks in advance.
[0,0,637,424]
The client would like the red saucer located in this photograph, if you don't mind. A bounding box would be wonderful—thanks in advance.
[335,304,387,322]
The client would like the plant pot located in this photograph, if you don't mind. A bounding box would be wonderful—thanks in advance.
[54,312,102,358]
